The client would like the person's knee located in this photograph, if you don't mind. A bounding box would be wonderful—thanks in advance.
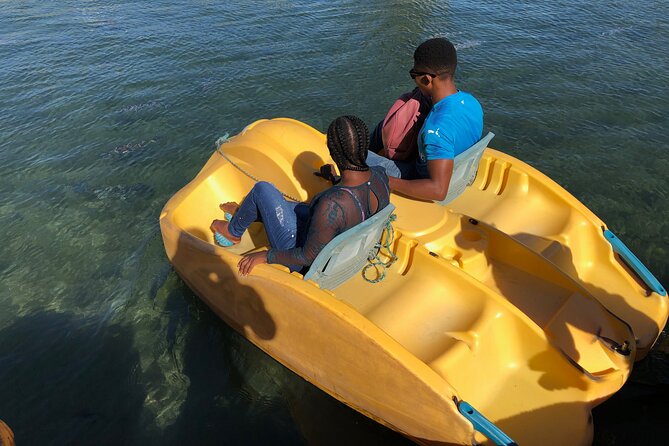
[366,151,382,165]
[252,181,276,195]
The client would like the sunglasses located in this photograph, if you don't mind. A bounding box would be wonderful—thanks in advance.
[409,69,437,79]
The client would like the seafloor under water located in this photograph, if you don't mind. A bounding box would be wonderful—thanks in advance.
[1,1,667,444]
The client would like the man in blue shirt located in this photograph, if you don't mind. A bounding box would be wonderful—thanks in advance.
[367,38,484,201]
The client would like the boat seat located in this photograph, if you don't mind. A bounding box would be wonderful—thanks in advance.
[436,132,495,205]
[304,203,396,290]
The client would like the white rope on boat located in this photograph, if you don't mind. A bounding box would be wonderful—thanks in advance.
[215,134,301,202]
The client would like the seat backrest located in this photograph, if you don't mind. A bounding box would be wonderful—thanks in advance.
[304,203,396,290]
[436,132,495,205]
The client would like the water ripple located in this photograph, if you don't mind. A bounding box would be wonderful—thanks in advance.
[1,0,668,444]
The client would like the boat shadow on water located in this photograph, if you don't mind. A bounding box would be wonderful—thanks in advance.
[0,311,147,445]
[159,230,291,444]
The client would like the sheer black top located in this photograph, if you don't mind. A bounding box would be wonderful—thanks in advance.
[267,166,391,268]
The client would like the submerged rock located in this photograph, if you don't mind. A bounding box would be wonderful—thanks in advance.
[110,139,156,155]
[102,137,158,158]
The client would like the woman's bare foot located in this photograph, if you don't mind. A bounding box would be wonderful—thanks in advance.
[219,202,239,215]
[210,219,241,244]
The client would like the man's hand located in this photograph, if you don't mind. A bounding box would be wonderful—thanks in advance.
[238,251,268,276]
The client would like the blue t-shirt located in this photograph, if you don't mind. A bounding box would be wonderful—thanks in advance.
[416,91,483,178]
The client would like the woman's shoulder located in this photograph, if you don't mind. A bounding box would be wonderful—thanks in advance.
[312,186,352,206]
[370,166,390,192]
[370,165,390,181]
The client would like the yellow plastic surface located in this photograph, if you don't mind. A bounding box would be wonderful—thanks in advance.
[160,118,667,445]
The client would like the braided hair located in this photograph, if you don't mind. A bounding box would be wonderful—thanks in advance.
[326,115,370,172]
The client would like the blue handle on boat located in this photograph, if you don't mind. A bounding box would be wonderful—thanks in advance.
[458,401,517,446]
[604,230,666,296]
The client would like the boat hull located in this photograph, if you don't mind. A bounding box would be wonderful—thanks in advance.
[160,118,666,445]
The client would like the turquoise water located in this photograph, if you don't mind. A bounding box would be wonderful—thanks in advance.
[1,1,668,444]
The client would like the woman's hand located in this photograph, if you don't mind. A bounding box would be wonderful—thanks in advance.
[237,251,268,276]
[314,164,341,185]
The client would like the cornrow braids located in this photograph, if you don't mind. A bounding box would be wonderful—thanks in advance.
[326,115,370,172]
[328,123,347,169]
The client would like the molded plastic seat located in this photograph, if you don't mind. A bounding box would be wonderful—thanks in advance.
[304,204,396,290]
[436,132,495,205]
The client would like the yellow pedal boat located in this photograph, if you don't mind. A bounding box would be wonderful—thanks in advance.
[159,118,667,445]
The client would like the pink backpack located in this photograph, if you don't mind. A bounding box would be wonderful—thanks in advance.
[381,88,432,160]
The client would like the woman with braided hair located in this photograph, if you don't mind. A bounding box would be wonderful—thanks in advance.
[211,115,391,276]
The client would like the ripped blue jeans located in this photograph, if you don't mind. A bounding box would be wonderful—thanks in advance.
[228,182,310,267]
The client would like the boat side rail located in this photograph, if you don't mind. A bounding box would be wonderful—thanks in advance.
[457,401,517,446]
[603,229,667,297]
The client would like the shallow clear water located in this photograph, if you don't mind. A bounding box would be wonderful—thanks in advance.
[1,1,668,444]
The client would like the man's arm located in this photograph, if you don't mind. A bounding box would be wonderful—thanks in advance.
[388,158,453,201]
